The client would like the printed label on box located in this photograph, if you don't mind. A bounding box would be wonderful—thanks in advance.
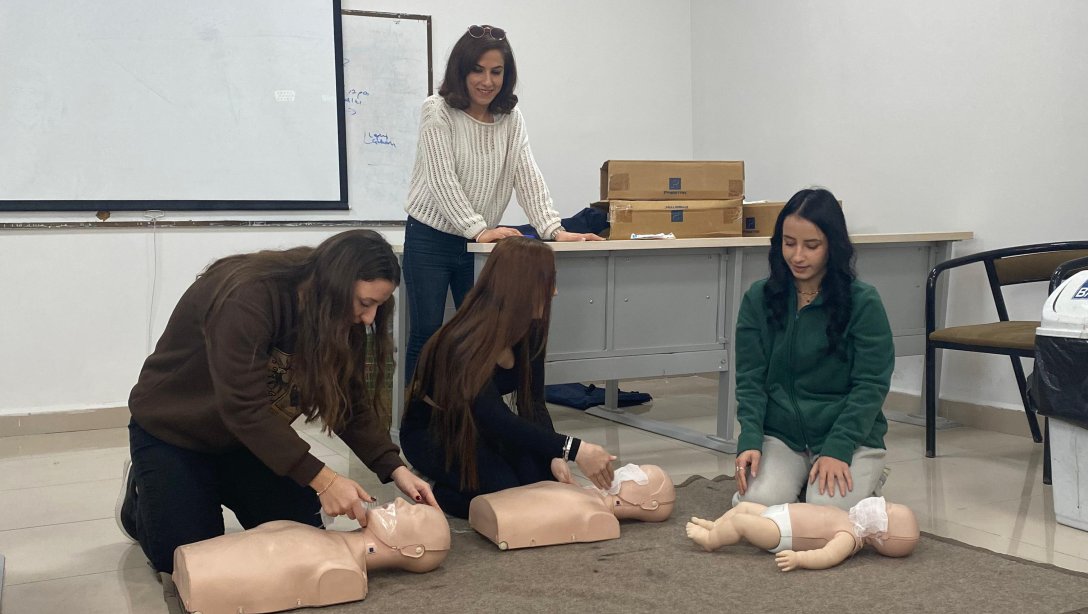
[671,210,684,222]
[744,217,756,231]
[1074,281,1088,299]
[669,177,681,190]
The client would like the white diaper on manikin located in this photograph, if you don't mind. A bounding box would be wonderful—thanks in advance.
[760,503,793,553]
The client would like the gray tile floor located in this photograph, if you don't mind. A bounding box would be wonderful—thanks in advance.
[1,375,1085,613]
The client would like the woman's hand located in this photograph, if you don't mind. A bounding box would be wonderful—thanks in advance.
[391,465,441,509]
[550,457,575,484]
[808,456,853,498]
[574,442,616,490]
[735,450,761,495]
[554,230,605,242]
[311,468,375,524]
[475,227,522,243]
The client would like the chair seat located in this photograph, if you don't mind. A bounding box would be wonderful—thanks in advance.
[929,320,1038,352]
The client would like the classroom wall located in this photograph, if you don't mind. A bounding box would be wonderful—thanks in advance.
[691,1,1088,412]
[10,1,1078,419]
[0,0,694,416]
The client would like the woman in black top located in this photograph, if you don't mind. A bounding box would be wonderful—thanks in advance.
[400,237,616,518]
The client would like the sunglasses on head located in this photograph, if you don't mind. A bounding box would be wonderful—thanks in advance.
[468,25,506,40]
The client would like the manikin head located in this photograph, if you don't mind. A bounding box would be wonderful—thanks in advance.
[864,502,920,558]
[607,464,676,522]
[358,497,451,572]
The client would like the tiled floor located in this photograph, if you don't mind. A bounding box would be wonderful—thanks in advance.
[1,375,1086,613]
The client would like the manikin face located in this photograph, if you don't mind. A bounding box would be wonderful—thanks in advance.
[352,279,395,326]
[465,49,504,116]
[367,497,449,549]
[781,214,829,287]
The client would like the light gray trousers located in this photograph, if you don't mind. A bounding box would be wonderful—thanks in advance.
[733,435,887,511]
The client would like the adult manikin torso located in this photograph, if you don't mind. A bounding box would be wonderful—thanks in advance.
[469,464,675,550]
[173,498,450,614]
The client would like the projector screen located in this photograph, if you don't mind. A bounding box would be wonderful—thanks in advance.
[0,0,347,211]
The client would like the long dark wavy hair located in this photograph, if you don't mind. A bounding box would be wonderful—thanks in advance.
[764,188,855,356]
[202,230,400,434]
[438,26,518,114]
[406,237,555,490]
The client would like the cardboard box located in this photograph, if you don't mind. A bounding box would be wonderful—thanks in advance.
[742,199,844,237]
[593,199,743,239]
[742,201,786,237]
[600,160,744,201]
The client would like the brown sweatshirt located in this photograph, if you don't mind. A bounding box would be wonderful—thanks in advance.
[128,269,403,486]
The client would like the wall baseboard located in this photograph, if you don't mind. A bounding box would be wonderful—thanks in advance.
[0,406,131,437]
[884,391,1037,439]
[0,392,1040,441]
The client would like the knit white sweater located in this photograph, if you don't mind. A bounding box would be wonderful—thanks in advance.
[404,95,563,240]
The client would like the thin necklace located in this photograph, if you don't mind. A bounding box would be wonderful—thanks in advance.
[796,288,820,297]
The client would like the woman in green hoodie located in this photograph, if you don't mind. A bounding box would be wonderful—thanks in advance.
[733,188,894,511]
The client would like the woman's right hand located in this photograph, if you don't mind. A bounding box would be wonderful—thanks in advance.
[475,227,522,243]
[311,468,376,524]
[735,450,761,495]
[574,442,617,490]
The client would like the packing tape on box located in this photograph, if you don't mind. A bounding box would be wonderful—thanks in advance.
[610,202,632,224]
[729,180,743,197]
[724,208,742,222]
[612,173,630,191]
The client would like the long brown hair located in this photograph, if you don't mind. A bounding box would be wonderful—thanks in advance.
[202,230,400,434]
[438,27,519,114]
[406,237,555,489]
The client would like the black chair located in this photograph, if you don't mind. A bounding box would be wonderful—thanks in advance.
[924,242,1088,458]
[1037,254,1088,484]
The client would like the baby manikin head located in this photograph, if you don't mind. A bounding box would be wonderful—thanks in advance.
[609,464,676,521]
[865,502,919,558]
[362,497,451,572]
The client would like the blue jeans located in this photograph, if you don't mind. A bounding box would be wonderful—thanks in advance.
[127,419,321,574]
[402,217,475,382]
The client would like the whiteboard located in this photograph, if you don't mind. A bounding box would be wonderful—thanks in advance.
[0,0,345,211]
[341,11,432,222]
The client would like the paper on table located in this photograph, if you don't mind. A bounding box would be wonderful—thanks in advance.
[630,233,676,240]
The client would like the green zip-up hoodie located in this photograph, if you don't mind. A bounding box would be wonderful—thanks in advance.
[735,278,894,464]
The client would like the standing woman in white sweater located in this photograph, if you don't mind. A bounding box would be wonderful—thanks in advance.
[402,24,602,380]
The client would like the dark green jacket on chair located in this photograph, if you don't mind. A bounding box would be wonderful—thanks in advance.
[735,278,895,464]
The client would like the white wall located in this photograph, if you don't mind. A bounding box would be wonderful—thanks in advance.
[692,1,1088,411]
[15,1,1072,418]
[0,0,694,416]
[345,0,696,225]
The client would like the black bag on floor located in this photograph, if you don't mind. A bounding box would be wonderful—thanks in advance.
[545,383,651,411]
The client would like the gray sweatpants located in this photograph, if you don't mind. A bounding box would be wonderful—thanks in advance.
[733,435,887,511]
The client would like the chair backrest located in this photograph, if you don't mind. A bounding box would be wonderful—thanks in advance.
[992,249,1088,286]
[985,246,1088,322]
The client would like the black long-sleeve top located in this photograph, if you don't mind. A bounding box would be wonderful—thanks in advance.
[402,340,581,462]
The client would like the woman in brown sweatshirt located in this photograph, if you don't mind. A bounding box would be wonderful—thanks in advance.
[118,230,437,574]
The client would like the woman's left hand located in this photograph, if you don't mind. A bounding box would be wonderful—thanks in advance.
[550,457,575,484]
[391,466,441,509]
[808,456,853,498]
[554,230,605,242]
